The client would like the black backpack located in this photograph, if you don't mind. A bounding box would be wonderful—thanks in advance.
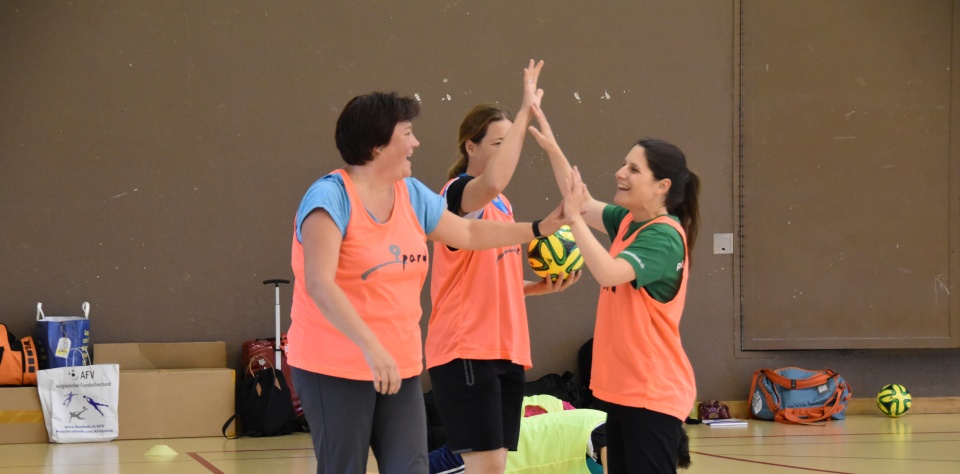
[222,360,300,438]
[523,370,584,408]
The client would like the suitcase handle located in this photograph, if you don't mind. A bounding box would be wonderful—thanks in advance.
[263,279,290,368]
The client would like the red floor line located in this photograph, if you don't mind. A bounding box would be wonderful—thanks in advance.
[692,430,960,439]
[187,452,225,474]
[695,438,960,448]
[689,451,852,473]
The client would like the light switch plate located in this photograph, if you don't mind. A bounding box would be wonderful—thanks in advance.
[713,233,733,254]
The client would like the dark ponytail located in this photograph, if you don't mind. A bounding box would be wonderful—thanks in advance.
[676,171,700,257]
[638,139,701,262]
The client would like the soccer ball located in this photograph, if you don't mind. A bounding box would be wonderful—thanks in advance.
[527,225,583,281]
[876,384,912,417]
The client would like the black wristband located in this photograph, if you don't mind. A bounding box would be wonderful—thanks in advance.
[532,219,543,238]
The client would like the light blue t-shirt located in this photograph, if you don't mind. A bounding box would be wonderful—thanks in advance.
[295,173,445,242]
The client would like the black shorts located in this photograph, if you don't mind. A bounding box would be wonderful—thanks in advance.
[428,359,525,454]
[604,403,683,473]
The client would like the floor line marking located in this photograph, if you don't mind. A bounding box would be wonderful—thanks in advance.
[187,452,224,474]
[689,451,853,473]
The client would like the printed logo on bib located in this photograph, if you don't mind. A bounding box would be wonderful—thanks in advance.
[362,244,428,280]
[496,245,522,264]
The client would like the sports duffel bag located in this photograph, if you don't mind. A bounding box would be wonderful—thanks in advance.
[749,367,852,424]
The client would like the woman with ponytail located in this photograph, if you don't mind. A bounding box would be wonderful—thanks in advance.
[528,103,699,473]
[427,60,580,474]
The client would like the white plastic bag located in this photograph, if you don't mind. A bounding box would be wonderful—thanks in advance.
[37,364,120,443]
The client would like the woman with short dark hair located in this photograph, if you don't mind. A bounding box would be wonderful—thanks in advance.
[286,90,567,474]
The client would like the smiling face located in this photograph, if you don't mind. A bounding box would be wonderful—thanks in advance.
[613,145,670,216]
[379,120,420,179]
[465,119,511,175]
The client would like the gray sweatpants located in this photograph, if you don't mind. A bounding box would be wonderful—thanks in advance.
[291,367,428,474]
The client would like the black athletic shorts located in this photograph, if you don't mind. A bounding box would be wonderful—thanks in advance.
[604,403,683,473]
[428,359,525,454]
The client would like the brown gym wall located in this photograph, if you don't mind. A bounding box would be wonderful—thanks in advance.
[2,1,958,401]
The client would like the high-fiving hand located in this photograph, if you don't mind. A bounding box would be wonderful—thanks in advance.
[522,59,545,112]
[564,166,589,219]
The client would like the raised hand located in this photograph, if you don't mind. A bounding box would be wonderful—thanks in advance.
[564,166,589,219]
[528,102,560,154]
[522,59,545,111]
[538,201,571,236]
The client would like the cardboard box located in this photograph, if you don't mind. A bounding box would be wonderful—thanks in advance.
[0,386,48,444]
[96,342,235,440]
[117,368,234,439]
[0,342,235,443]
[94,342,227,370]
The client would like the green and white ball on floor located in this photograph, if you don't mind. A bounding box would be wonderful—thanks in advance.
[876,383,912,417]
[527,225,583,281]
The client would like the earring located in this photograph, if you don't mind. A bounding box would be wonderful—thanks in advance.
[377,147,383,153]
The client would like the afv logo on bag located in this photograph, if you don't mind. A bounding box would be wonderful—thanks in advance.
[37,363,120,443]
[67,368,98,380]
[57,368,115,418]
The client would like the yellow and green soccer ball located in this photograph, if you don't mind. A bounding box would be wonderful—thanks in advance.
[876,384,911,417]
[527,225,583,281]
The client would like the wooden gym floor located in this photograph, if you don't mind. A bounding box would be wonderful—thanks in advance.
[2,404,959,473]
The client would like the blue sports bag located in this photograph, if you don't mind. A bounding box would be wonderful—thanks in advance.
[36,302,91,369]
[749,367,852,424]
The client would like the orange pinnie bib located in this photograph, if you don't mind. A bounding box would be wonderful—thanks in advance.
[287,170,430,380]
[426,181,530,369]
[590,215,696,421]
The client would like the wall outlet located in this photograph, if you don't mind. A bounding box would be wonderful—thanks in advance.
[713,233,734,254]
